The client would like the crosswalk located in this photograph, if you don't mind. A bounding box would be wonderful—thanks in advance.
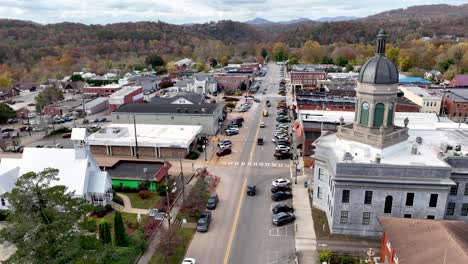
[220,161,291,168]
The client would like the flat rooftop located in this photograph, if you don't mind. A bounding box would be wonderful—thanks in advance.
[106,161,164,180]
[87,124,202,148]
[399,85,442,99]
[109,86,142,99]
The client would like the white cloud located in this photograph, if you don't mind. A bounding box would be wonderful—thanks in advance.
[0,0,466,24]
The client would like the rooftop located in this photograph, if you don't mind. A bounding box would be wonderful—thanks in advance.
[87,124,202,148]
[399,85,442,99]
[399,77,432,85]
[113,102,220,115]
[378,217,468,264]
[446,88,468,103]
[109,86,142,99]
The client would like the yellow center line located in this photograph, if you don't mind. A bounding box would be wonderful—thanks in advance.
[223,64,276,264]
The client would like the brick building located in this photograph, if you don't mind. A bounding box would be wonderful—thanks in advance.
[442,88,468,122]
[213,74,250,91]
[108,86,144,112]
[289,71,327,90]
[378,217,468,264]
[87,124,202,159]
[82,84,121,97]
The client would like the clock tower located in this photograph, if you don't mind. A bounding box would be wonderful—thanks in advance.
[337,29,409,149]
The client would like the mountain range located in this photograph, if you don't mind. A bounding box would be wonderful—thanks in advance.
[244,16,357,25]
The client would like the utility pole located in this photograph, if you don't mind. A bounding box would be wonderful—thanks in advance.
[165,161,171,232]
[26,110,31,136]
[133,115,139,159]
[180,158,185,205]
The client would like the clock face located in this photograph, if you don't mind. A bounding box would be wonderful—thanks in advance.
[362,102,370,110]
[389,103,394,110]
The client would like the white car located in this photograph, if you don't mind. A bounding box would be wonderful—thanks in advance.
[275,145,291,151]
[27,112,37,118]
[182,258,196,264]
[276,124,289,129]
[260,122,266,128]
[272,178,291,187]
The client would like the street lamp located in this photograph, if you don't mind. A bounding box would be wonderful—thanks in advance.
[294,161,298,184]
[202,144,207,161]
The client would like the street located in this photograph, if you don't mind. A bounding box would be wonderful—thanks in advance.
[186,63,296,264]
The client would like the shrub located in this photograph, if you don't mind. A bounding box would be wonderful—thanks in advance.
[94,205,107,217]
[186,151,200,160]
[138,190,151,200]
[98,219,111,244]
[83,217,97,233]
[338,255,357,264]
[138,180,150,191]
[114,211,127,246]
[0,209,9,221]
[226,102,236,108]
[157,184,167,196]
[319,250,333,262]
[105,204,113,212]
[128,230,146,252]
[112,193,124,206]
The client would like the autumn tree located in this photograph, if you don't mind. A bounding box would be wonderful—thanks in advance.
[35,86,64,112]
[272,42,288,62]
[385,46,400,64]
[301,40,326,63]
[158,227,181,264]
[166,61,177,72]
[220,56,229,66]
[399,56,413,72]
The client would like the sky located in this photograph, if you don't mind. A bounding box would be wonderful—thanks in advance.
[0,0,466,25]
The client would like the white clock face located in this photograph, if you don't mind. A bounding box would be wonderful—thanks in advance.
[362,102,370,110]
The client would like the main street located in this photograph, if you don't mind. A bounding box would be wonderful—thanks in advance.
[186,63,296,264]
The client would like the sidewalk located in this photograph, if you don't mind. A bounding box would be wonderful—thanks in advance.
[116,193,149,214]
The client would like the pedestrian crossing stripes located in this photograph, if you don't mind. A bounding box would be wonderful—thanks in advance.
[220,161,291,168]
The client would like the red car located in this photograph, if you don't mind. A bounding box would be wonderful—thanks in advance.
[216,147,232,156]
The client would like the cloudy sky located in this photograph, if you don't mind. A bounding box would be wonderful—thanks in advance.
[0,0,466,25]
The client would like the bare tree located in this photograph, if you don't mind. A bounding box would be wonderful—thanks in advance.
[158,227,181,264]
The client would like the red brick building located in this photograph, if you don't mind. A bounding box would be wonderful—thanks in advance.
[450,74,468,87]
[378,217,468,264]
[108,86,144,112]
[442,88,468,122]
[240,63,260,71]
[82,84,121,96]
[289,71,327,89]
[213,74,250,91]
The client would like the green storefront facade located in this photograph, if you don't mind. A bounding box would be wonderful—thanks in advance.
[112,179,157,191]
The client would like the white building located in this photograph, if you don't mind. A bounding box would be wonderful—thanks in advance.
[175,58,194,69]
[399,85,442,113]
[186,73,217,94]
[0,128,113,209]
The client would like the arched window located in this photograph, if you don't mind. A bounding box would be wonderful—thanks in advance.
[373,103,385,127]
[384,195,393,213]
[387,102,394,126]
[1,198,5,206]
[360,102,370,126]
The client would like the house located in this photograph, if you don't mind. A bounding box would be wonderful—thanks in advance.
[424,69,442,81]
[87,124,202,159]
[43,100,83,116]
[111,93,225,135]
[12,83,38,93]
[310,30,468,237]
[82,84,121,97]
[108,86,144,112]
[63,81,87,94]
[378,217,468,264]
[0,128,113,209]
[186,73,218,94]
[75,97,109,115]
[398,85,442,113]
[174,58,194,70]
[451,74,468,87]
[441,88,468,122]
[0,87,19,99]
[213,74,250,91]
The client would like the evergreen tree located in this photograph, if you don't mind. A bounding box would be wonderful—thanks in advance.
[114,211,127,246]
[260,48,267,59]
[99,219,111,244]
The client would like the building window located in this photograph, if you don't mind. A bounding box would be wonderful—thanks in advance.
[340,211,348,224]
[427,215,435,219]
[465,183,468,195]
[359,101,370,126]
[403,214,412,218]
[450,182,459,195]
[429,194,438,207]
[171,116,174,120]
[405,193,414,206]
[317,187,323,199]
[446,202,456,216]
[362,212,371,225]
[364,191,373,204]
[373,103,385,127]
[384,195,393,213]
[0,198,5,206]
[342,190,350,203]
[318,168,324,180]
[116,115,120,120]
[393,255,399,264]
[461,203,468,216]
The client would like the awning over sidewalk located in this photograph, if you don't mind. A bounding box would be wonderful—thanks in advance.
[154,161,172,182]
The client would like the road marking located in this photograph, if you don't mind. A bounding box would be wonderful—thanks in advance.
[223,177,247,264]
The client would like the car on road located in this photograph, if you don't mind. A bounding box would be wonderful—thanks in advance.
[230,120,243,127]
[276,124,289,129]
[271,191,293,202]
[216,147,232,156]
[32,127,44,132]
[225,129,239,136]
[196,211,212,232]
[182,257,197,264]
[276,117,290,123]
[272,212,295,226]
[260,122,266,128]
[263,110,268,117]
[218,139,232,148]
[206,193,219,209]
[275,145,291,152]
[36,145,44,148]
[254,98,261,103]
[272,203,294,214]
[272,178,291,187]
[271,185,291,193]
[274,152,292,160]
[228,124,239,130]
[247,185,256,196]
[257,138,264,145]
[62,133,72,138]
[55,144,64,148]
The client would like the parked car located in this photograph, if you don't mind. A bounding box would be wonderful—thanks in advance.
[206,193,219,209]
[55,144,64,148]
[276,117,290,123]
[182,258,197,264]
[271,185,291,193]
[274,152,292,160]
[272,212,295,226]
[272,178,291,187]
[1,128,15,133]
[218,139,232,148]
[247,185,256,196]
[271,191,293,202]
[225,129,239,136]
[276,124,289,129]
[27,112,37,118]
[216,147,232,156]
[272,203,294,214]
[196,211,212,232]
[62,133,72,138]
[275,145,291,152]
[35,145,44,148]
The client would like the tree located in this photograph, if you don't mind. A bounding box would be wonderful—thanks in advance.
[272,42,288,62]
[35,86,64,112]
[0,103,16,124]
[220,56,229,66]
[145,54,165,68]
[301,40,325,63]
[260,48,268,59]
[336,56,348,67]
[289,55,299,65]
[158,227,181,264]
[399,56,413,72]
[99,220,112,244]
[0,168,97,263]
[70,74,84,82]
[345,63,354,72]
[114,211,127,246]
[166,61,177,73]
[385,46,400,64]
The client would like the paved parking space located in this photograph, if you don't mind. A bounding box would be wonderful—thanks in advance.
[269,224,295,237]
[267,249,296,264]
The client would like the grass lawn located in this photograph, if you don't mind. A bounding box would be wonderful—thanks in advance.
[102,211,149,229]
[149,228,195,264]
[121,192,161,209]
